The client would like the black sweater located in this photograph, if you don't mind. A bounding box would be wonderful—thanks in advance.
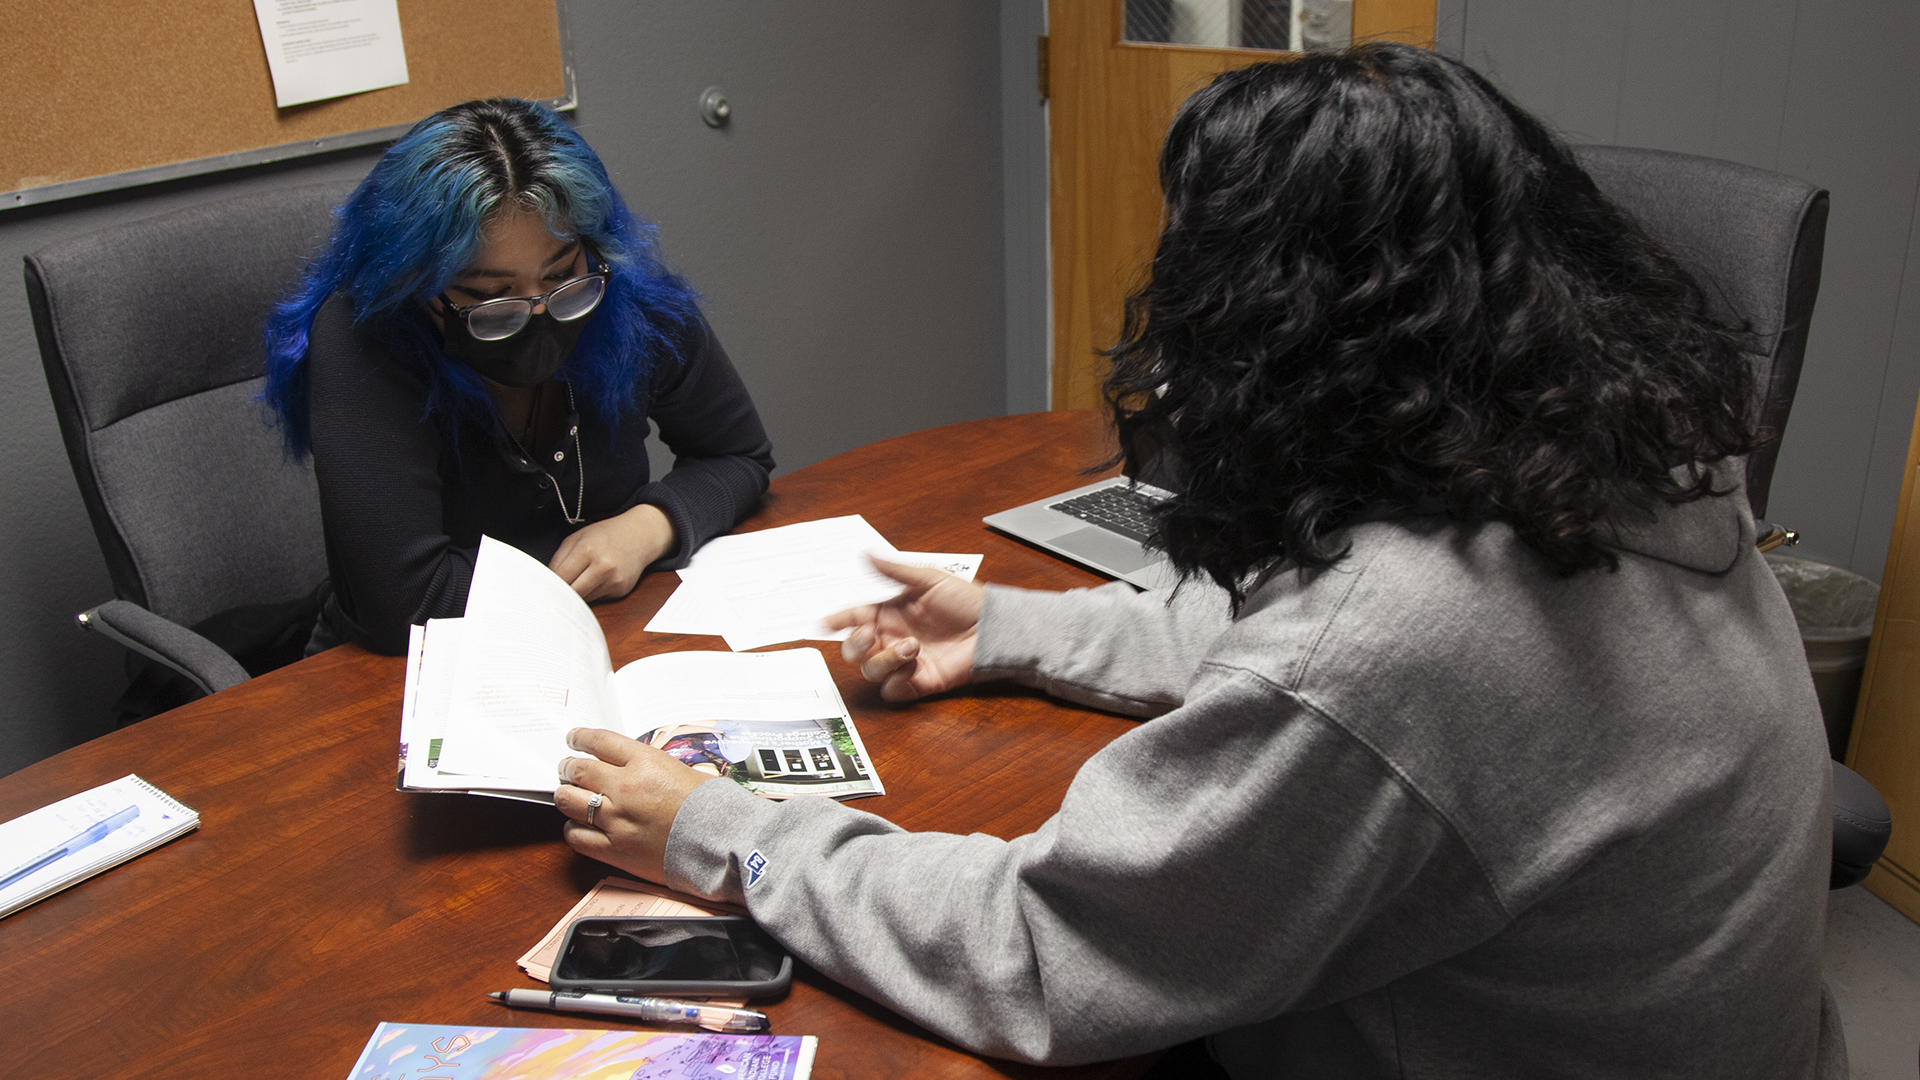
[306,294,774,655]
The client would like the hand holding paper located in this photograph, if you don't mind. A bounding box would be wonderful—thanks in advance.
[644,515,983,651]
[826,558,983,703]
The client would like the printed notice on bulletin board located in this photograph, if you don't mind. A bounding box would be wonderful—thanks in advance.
[252,0,410,108]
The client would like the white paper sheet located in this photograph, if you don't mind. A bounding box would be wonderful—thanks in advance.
[712,550,984,652]
[643,515,981,651]
[676,515,895,581]
[647,516,893,638]
[252,0,409,108]
[436,537,615,785]
[643,572,727,636]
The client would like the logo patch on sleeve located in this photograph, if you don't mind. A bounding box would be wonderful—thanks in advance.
[743,849,769,889]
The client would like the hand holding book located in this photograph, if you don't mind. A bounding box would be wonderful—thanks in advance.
[556,726,716,883]
[398,537,887,804]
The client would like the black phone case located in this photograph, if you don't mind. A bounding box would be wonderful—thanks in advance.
[549,915,794,998]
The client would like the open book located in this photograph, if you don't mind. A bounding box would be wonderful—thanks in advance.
[400,536,884,804]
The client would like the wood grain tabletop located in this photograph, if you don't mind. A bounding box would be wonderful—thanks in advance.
[0,410,1166,1080]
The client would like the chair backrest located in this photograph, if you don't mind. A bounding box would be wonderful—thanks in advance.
[1574,145,1829,520]
[24,182,351,629]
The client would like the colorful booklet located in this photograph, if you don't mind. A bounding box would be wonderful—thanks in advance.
[397,537,884,805]
[0,773,198,919]
[344,1023,816,1080]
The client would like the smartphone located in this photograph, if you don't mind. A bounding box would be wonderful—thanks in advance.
[550,916,793,997]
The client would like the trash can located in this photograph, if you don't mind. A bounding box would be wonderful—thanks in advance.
[1766,552,1881,759]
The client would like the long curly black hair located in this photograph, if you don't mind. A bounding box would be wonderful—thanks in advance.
[1106,44,1756,607]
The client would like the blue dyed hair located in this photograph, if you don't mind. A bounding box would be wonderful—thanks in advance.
[262,98,701,456]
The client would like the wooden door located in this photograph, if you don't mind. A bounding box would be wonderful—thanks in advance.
[1046,0,1437,410]
[1848,394,1920,921]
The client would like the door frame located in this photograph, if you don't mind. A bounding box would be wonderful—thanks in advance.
[1044,0,1436,410]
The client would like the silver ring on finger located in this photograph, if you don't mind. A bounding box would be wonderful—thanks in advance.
[586,791,604,828]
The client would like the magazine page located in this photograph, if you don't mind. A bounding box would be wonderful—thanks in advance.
[437,537,618,786]
[608,648,884,801]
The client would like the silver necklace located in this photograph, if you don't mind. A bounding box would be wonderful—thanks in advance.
[543,422,585,524]
[509,383,586,525]
[543,383,585,524]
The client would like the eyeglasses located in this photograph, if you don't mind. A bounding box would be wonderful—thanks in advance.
[441,258,611,341]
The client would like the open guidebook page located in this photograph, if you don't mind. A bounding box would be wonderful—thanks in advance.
[398,536,884,804]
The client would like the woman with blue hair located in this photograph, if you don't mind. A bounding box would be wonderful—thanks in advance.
[265,98,773,655]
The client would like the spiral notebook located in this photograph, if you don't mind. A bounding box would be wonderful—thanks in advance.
[0,774,199,919]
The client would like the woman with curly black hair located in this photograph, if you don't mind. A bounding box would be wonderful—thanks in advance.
[1108,43,1757,603]
[552,44,1835,1078]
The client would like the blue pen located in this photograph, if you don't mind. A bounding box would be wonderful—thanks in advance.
[0,804,140,890]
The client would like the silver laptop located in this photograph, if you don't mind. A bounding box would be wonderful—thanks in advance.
[984,476,1181,590]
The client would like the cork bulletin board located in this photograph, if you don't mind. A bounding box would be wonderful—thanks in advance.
[2,0,571,210]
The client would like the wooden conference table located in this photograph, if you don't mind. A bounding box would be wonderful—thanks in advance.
[0,411,1161,1080]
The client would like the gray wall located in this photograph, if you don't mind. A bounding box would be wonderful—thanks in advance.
[1002,0,1052,414]
[1438,0,1920,584]
[567,1,1006,471]
[0,2,1015,777]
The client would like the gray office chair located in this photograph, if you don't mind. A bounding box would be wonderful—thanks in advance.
[1575,145,1824,525]
[1575,146,1891,893]
[25,181,351,719]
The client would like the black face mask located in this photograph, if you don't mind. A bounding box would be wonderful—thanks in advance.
[440,309,588,388]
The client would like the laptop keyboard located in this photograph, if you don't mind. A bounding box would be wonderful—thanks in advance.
[1049,486,1166,543]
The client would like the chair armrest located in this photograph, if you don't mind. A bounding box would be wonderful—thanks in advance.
[77,599,250,697]
[1831,760,1892,889]
[1755,519,1799,552]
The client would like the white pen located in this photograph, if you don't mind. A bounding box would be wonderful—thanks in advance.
[488,988,770,1033]
[0,804,140,890]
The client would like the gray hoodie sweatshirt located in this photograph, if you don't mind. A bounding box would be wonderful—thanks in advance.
[664,484,1835,1077]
